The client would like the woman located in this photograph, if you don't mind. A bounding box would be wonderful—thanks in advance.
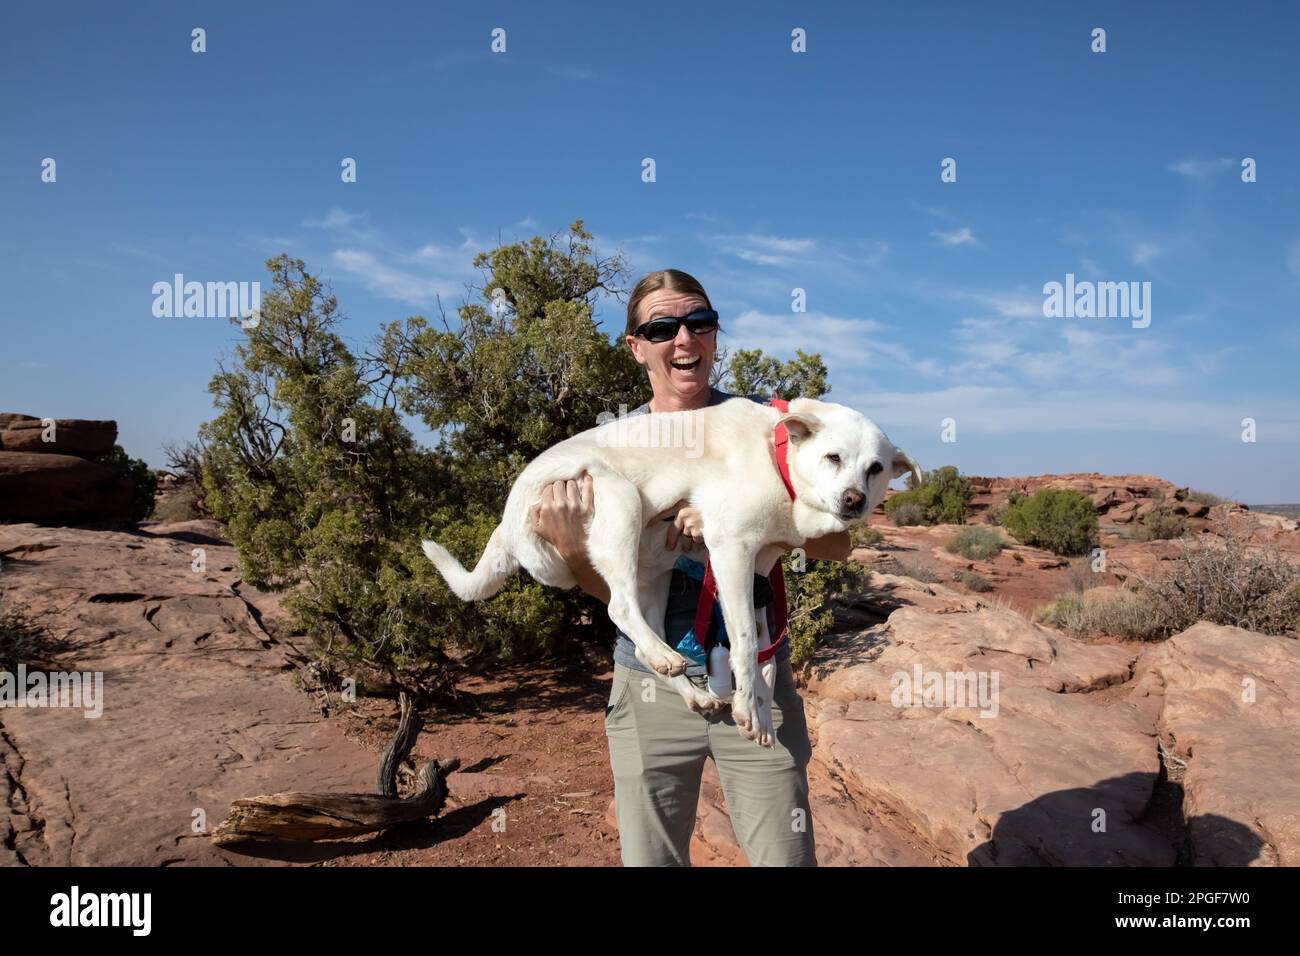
[529,269,849,866]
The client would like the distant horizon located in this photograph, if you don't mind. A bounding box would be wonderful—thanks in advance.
[2,1,1297,501]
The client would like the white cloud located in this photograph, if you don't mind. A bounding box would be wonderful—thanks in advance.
[330,249,465,309]
[1131,241,1162,266]
[303,208,366,230]
[545,65,596,81]
[706,233,819,267]
[932,226,981,248]
[1168,157,1235,180]
[1286,238,1300,280]
[836,384,1300,438]
[952,290,1043,319]
[723,309,931,375]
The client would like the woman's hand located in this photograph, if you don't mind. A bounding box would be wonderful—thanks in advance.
[649,499,705,551]
[528,473,593,559]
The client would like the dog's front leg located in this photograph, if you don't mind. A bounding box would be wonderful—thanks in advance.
[706,543,775,748]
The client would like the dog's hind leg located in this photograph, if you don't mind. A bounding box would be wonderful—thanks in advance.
[585,475,689,678]
[705,542,775,747]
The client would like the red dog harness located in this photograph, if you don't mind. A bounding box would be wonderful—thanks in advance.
[691,397,795,664]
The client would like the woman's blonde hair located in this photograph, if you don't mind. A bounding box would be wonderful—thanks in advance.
[624,269,714,338]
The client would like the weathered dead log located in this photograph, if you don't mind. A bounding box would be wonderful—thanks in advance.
[211,690,458,846]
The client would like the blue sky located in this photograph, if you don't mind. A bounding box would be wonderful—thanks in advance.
[2,0,1298,502]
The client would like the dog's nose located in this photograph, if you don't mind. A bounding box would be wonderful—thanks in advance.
[841,489,865,513]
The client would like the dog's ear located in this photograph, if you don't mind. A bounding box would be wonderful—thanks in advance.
[891,451,924,489]
[778,412,823,444]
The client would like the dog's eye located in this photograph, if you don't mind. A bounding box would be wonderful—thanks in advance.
[866,460,883,478]
[825,453,841,466]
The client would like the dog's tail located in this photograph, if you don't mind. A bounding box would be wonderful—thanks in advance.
[421,525,519,602]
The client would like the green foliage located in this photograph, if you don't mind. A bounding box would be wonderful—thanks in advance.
[887,502,925,527]
[850,524,884,548]
[883,465,972,526]
[94,444,158,523]
[721,349,829,400]
[1134,505,1188,541]
[783,554,871,672]
[1002,488,1099,556]
[955,570,994,592]
[1182,488,1236,508]
[945,526,1006,560]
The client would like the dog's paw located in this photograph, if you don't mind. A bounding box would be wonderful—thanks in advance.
[732,682,776,747]
[643,646,689,677]
[681,685,728,716]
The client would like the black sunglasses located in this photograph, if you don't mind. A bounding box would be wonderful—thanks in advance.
[633,308,720,343]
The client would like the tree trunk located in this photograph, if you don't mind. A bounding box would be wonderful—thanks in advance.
[211,690,458,846]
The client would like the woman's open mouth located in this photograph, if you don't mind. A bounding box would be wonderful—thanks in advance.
[670,355,702,372]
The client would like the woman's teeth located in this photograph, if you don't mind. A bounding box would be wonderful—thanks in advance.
[670,356,701,369]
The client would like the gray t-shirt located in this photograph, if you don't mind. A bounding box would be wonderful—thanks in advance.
[610,386,790,673]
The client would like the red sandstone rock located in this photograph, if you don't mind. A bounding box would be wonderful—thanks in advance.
[0,451,132,523]
[0,418,117,458]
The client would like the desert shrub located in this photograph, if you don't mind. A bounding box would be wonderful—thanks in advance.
[151,481,203,522]
[984,502,1009,526]
[880,558,940,583]
[888,502,925,527]
[955,570,993,592]
[785,555,872,672]
[1064,556,1106,593]
[1183,488,1237,508]
[162,439,212,517]
[0,593,69,670]
[1035,588,1164,641]
[850,524,884,548]
[1141,531,1300,636]
[1003,488,1098,556]
[1134,505,1188,542]
[946,526,1006,561]
[94,444,159,523]
[883,465,973,526]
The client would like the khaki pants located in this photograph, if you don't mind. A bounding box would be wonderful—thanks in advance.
[605,658,817,866]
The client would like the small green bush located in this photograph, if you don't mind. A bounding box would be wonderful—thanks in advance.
[955,570,994,592]
[94,444,159,524]
[984,502,1009,526]
[885,559,940,583]
[883,465,973,526]
[1134,505,1188,542]
[850,524,885,548]
[151,481,204,522]
[1184,488,1236,508]
[945,526,1007,561]
[888,502,925,527]
[1002,488,1098,556]
[1035,588,1164,640]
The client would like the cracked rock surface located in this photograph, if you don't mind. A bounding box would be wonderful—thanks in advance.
[1,520,374,866]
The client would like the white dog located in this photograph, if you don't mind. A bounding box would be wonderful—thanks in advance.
[422,397,920,748]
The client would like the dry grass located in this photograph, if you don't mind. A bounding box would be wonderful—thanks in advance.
[1139,529,1300,636]
[1035,587,1165,641]
[954,569,994,592]
[1039,525,1300,640]
[0,592,67,670]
